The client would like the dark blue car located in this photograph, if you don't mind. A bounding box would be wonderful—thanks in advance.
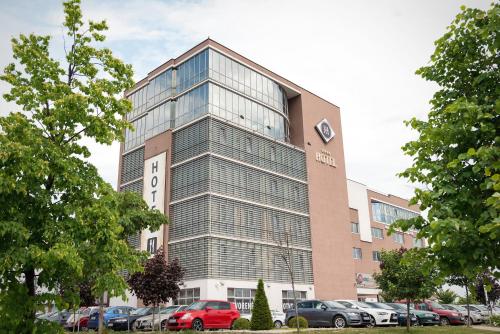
[87,306,135,330]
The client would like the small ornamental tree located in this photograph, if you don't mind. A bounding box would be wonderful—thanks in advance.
[474,272,500,310]
[250,279,273,330]
[128,247,185,329]
[373,248,439,332]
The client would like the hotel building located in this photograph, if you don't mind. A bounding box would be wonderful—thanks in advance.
[113,39,420,311]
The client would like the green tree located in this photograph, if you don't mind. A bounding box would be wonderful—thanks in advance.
[373,248,439,332]
[435,289,458,304]
[250,279,273,330]
[393,3,499,278]
[0,1,165,333]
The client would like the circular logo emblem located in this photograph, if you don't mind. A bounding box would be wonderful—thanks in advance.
[321,122,331,138]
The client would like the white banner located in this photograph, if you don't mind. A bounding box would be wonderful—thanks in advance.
[143,152,166,213]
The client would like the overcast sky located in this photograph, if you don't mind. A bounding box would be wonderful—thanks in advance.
[0,0,490,199]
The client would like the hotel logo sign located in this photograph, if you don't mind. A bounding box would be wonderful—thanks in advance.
[315,118,335,143]
[316,149,336,168]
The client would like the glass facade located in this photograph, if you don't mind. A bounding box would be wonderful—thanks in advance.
[123,47,290,154]
[282,290,307,312]
[227,288,256,314]
[371,201,419,225]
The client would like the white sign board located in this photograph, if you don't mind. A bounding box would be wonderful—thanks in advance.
[143,152,166,213]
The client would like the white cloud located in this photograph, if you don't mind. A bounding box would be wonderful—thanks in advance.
[0,0,490,197]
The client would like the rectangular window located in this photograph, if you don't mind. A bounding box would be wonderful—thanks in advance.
[178,288,200,306]
[146,237,157,254]
[371,227,384,239]
[413,237,423,248]
[270,146,276,161]
[372,251,381,261]
[227,288,256,314]
[282,290,307,312]
[245,137,252,153]
[393,232,404,244]
[352,247,362,259]
[351,223,360,234]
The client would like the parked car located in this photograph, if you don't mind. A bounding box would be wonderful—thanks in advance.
[240,310,286,328]
[443,304,483,325]
[37,310,71,326]
[167,300,240,331]
[87,306,135,330]
[385,303,440,326]
[336,300,398,326]
[413,301,464,325]
[285,300,371,328]
[365,302,418,326]
[134,305,187,331]
[462,304,491,319]
[106,307,154,331]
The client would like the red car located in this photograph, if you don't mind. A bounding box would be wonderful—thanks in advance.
[414,301,465,325]
[167,300,240,331]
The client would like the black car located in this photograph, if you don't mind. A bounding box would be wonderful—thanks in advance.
[107,307,154,331]
[285,300,371,328]
[365,302,418,326]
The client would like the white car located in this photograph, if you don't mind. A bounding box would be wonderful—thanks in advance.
[240,310,286,328]
[336,300,398,326]
[135,305,187,331]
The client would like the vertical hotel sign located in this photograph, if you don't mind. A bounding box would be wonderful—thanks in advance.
[143,152,166,252]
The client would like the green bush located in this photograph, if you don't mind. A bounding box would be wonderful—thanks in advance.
[490,315,500,327]
[233,318,251,330]
[287,316,308,328]
[250,279,273,330]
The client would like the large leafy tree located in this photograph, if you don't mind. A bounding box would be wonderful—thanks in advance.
[394,3,499,278]
[128,248,185,330]
[0,1,165,333]
[373,248,439,332]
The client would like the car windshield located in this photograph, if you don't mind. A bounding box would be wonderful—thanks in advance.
[450,305,466,312]
[354,301,371,308]
[441,304,455,310]
[186,302,207,310]
[324,301,346,309]
[161,306,180,314]
[131,307,150,316]
[365,302,394,310]
[474,305,488,311]
[430,302,445,310]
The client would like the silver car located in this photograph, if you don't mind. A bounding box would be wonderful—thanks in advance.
[135,305,187,331]
[444,305,483,325]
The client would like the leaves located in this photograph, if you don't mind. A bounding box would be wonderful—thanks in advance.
[395,3,500,277]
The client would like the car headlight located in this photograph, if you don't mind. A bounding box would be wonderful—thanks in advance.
[377,312,388,315]
[451,313,458,317]
[347,312,359,316]
[181,313,192,320]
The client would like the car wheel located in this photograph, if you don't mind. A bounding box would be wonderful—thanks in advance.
[367,315,376,328]
[333,316,346,329]
[440,317,450,326]
[274,320,282,329]
[413,318,420,326]
[192,318,204,331]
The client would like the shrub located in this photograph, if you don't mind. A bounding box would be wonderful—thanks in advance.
[287,316,308,328]
[233,318,251,330]
[490,315,500,327]
[250,279,273,330]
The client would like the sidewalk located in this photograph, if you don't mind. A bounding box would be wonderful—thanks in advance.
[473,326,500,332]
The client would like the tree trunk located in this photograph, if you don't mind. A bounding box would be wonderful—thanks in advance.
[73,308,76,332]
[152,304,156,332]
[24,268,36,330]
[98,295,104,334]
[465,285,470,327]
[406,300,410,332]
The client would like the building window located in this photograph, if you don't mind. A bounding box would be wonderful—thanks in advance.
[371,200,419,225]
[147,237,157,254]
[270,146,276,161]
[351,223,360,234]
[245,137,252,153]
[227,288,256,314]
[413,237,423,248]
[372,251,381,261]
[178,288,200,306]
[352,247,362,259]
[220,127,227,145]
[270,179,278,194]
[393,232,404,244]
[282,290,307,312]
[371,227,384,239]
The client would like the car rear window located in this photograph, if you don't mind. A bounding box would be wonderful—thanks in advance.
[218,302,231,310]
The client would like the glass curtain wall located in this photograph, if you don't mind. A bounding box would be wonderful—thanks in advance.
[371,201,419,225]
